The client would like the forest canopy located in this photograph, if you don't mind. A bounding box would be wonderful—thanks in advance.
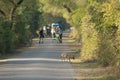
[0,0,120,73]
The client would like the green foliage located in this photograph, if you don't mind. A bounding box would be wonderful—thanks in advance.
[0,21,5,54]
[96,0,120,67]
[71,6,86,25]
[80,15,98,61]
[114,12,120,68]
[17,0,41,36]
[0,0,41,53]
[97,34,116,66]
[71,0,120,71]
[14,22,26,46]
[39,0,87,30]
[1,21,14,52]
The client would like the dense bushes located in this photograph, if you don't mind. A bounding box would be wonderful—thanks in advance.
[0,0,41,54]
[78,0,120,68]
[0,21,5,54]
[67,0,120,69]
[0,21,13,54]
[80,15,98,61]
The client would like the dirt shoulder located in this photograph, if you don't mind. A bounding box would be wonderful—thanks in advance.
[71,59,120,80]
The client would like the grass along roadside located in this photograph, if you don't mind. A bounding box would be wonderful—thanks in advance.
[70,49,120,80]
[67,38,120,80]
[71,60,120,80]
[70,52,120,79]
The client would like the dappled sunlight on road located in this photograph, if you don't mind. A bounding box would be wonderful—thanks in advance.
[0,33,77,80]
[0,75,75,80]
[0,58,75,80]
[0,67,74,71]
[4,58,61,62]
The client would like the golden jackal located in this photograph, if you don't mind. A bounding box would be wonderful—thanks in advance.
[60,53,75,62]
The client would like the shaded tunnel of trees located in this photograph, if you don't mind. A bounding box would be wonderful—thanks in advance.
[0,0,120,75]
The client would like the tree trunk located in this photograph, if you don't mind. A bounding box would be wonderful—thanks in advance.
[9,0,23,29]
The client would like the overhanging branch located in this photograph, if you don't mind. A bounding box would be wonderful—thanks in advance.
[9,0,24,29]
[63,5,72,13]
[0,9,6,16]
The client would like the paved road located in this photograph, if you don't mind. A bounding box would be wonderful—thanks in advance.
[0,36,76,80]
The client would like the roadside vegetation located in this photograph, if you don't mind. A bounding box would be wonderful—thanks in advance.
[0,0,120,79]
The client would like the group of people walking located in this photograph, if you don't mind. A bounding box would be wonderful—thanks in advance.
[38,23,63,44]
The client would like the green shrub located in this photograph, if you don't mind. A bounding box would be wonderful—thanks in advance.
[80,15,99,61]
[0,20,14,54]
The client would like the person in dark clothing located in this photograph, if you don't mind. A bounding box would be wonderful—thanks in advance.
[39,27,44,44]
[46,26,51,37]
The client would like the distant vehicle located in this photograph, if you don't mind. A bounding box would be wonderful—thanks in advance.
[52,23,60,27]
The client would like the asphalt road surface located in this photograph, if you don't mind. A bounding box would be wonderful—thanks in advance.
[0,35,76,80]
